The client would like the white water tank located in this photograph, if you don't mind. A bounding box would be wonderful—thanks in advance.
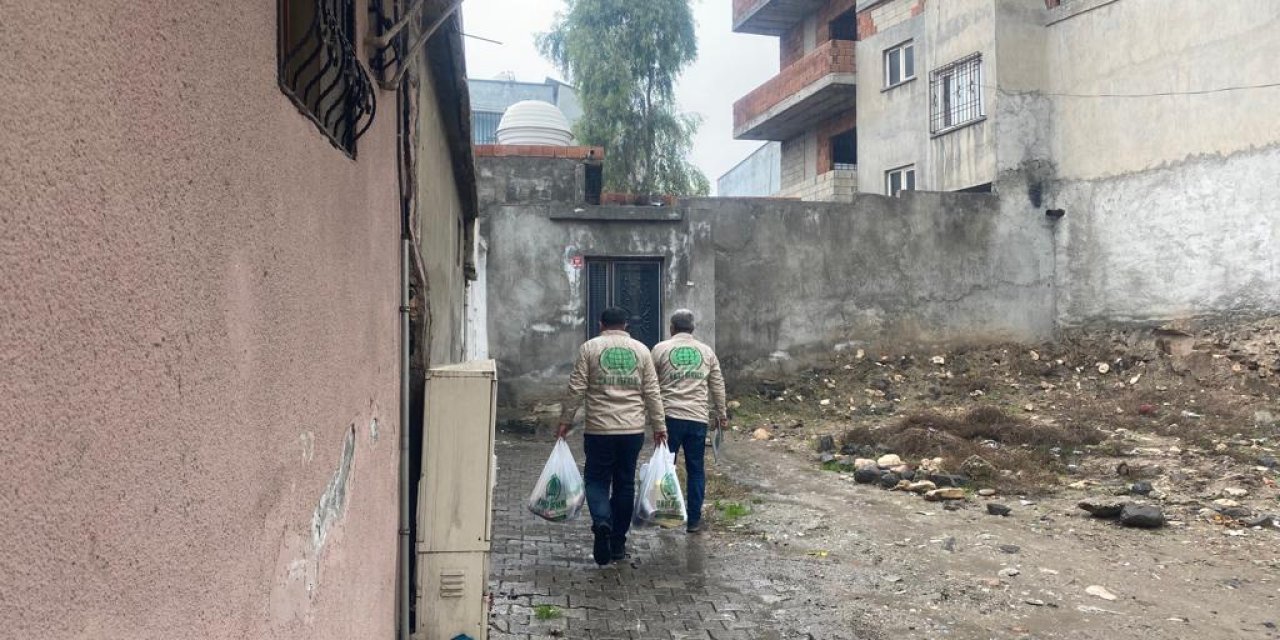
[495,100,573,146]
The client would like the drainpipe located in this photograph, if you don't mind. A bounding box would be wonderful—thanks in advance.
[398,234,412,639]
[396,75,414,640]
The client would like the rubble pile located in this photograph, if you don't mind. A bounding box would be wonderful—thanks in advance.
[729,317,1280,535]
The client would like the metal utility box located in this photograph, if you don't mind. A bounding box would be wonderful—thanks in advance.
[416,360,497,640]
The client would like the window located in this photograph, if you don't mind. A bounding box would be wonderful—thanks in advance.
[472,111,502,145]
[884,41,915,88]
[830,129,857,170]
[930,54,984,133]
[278,0,376,156]
[886,165,916,196]
[829,9,857,42]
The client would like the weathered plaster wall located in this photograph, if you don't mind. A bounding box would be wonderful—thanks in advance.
[1051,144,1280,324]
[483,205,716,411]
[1041,0,1280,323]
[0,2,431,638]
[482,158,1053,403]
[418,71,471,365]
[477,156,584,207]
[699,192,1055,378]
[1044,0,1280,182]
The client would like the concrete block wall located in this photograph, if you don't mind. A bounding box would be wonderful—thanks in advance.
[779,168,858,202]
[780,134,811,189]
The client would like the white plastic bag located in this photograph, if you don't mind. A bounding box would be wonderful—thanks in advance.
[527,439,585,522]
[632,447,687,529]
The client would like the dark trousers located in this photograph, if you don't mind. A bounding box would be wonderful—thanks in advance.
[583,433,645,542]
[665,417,707,526]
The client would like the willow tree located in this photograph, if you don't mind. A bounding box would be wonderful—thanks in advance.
[538,0,710,196]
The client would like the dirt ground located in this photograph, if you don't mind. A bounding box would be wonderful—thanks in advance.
[698,318,1280,639]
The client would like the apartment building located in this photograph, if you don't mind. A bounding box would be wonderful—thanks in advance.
[730,0,1279,201]
[731,0,860,201]
[727,0,1280,325]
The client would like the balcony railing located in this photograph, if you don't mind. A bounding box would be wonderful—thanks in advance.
[733,39,856,140]
[733,0,828,36]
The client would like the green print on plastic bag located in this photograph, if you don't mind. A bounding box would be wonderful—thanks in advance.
[656,472,682,512]
[535,475,567,516]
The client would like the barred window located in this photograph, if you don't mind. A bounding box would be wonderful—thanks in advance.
[930,54,983,134]
[278,0,376,156]
[472,111,503,145]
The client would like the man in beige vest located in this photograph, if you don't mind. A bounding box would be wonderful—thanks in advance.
[557,307,667,565]
[651,309,726,533]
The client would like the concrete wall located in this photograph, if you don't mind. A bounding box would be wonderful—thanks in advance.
[1038,0,1280,323]
[477,156,585,207]
[483,205,716,411]
[698,191,1055,378]
[779,168,859,201]
[717,142,782,197]
[419,71,472,365]
[481,152,1054,403]
[0,2,466,638]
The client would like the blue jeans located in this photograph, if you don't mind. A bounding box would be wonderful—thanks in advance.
[665,417,707,527]
[583,433,645,542]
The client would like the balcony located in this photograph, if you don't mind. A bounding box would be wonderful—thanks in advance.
[733,0,828,35]
[733,40,857,141]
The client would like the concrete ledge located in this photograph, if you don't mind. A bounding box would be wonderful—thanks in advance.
[549,205,685,222]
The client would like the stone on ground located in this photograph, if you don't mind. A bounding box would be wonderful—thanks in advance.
[987,503,1012,517]
[1119,504,1166,528]
[1078,500,1125,518]
[925,488,966,502]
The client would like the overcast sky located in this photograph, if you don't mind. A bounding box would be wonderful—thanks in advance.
[460,0,778,192]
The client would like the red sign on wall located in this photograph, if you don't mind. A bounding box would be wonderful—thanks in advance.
[570,255,584,269]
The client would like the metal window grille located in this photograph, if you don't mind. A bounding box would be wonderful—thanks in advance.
[472,111,502,145]
[930,54,983,134]
[278,0,376,156]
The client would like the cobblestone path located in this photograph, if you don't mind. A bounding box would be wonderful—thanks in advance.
[488,433,786,640]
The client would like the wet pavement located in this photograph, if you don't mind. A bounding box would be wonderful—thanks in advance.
[488,432,784,640]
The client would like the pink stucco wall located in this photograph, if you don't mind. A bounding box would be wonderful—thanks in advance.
[1,2,407,638]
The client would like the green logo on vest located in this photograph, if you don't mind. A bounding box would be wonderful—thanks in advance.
[669,346,703,372]
[600,347,638,375]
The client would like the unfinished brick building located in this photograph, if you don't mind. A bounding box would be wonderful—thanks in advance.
[732,0,860,201]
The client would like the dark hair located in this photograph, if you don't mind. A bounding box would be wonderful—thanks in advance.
[600,307,629,328]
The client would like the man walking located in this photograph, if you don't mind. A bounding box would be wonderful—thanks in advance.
[651,309,727,534]
[558,307,667,565]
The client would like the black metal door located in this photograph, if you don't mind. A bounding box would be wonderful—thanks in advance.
[585,259,663,349]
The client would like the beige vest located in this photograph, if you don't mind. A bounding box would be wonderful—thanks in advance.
[651,333,727,424]
[560,330,666,435]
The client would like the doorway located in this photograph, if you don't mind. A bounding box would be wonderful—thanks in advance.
[585,258,663,348]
